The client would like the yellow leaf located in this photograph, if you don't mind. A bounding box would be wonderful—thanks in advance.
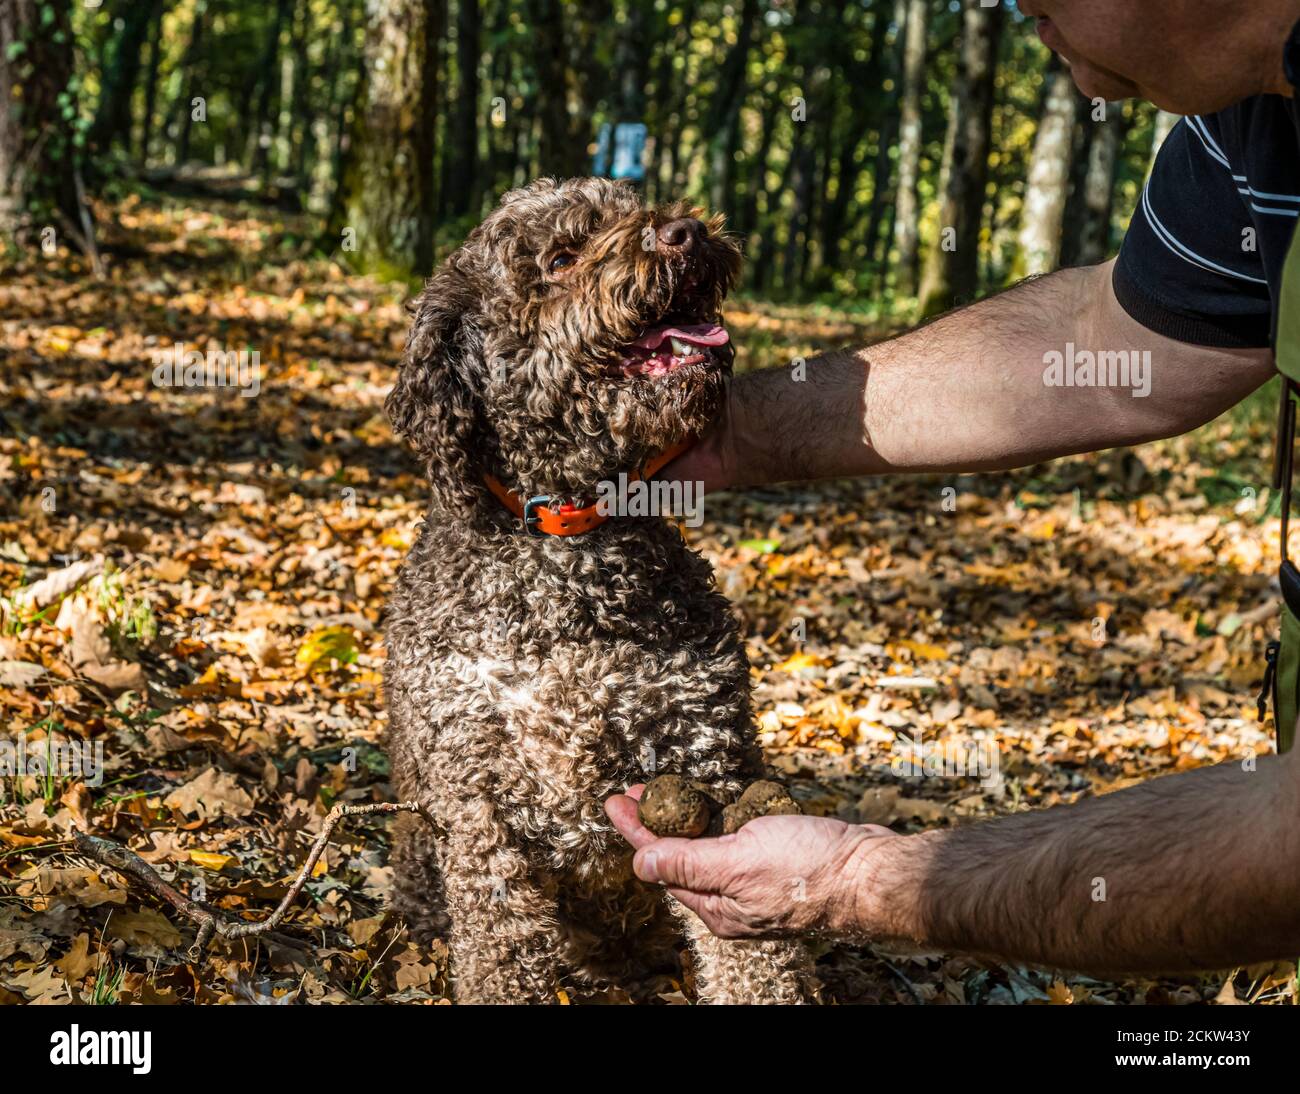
[773,651,829,675]
[189,850,236,871]
[1029,518,1056,540]
[296,625,358,670]
[895,639,950,662]
[1047,980,1074,1005]
[0,826,53,848]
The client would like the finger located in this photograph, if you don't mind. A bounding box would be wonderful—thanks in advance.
[603,793,658,849]
[633,833,739,891]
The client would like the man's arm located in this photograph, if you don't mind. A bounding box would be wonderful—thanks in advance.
[679,260,1274,491]
[606,745,1300,974]
[863,746,1300,974]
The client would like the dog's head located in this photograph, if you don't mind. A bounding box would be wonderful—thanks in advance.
[387,177,741,520]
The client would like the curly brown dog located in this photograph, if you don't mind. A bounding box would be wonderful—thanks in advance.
[382,177,817,1004]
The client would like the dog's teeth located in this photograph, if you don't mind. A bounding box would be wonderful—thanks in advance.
[670,337,691,356]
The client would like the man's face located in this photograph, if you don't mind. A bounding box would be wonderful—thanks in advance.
[1018,1,1285,113]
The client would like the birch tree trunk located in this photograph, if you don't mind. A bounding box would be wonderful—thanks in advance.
[891,0,927,296]
[1015,57,1084,278]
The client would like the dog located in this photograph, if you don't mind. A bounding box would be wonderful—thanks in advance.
[382,177,817,1004]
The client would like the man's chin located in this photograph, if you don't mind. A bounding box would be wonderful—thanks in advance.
[1059,54,1139,104]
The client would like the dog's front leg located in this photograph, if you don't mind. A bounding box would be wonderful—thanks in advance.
[441,818,565,1005]
[669,900,820,1005]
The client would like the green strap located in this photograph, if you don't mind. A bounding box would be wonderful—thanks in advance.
[1277,226,1300,381]
[1274,228,1300,752]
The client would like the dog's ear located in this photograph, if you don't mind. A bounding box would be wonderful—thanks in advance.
[386,259,483,515]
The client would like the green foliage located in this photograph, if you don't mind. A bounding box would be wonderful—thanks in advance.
[18,1,1157,304]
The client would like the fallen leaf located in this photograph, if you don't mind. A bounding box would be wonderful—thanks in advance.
[163,767,255,821]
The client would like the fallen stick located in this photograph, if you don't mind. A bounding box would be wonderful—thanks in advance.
[73,800,431,959]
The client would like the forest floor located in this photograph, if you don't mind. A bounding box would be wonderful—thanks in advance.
[0,192,1295,1005]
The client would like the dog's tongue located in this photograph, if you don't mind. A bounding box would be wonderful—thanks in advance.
[631,322,729,350]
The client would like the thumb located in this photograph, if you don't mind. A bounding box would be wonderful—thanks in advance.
[634,833,740,891]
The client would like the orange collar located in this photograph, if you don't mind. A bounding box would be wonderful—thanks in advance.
[484,440,693,536]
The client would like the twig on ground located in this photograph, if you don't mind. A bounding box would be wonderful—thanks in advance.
[73,800,431,960]
[881,958,924,1005]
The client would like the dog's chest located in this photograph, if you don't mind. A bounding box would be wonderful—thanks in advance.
[388,526,761,870]
[485,632,752,857]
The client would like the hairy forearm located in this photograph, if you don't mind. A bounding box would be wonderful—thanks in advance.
[854,750,1300,974]
[688,262,1272,490]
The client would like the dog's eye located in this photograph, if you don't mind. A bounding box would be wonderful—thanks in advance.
[548,251,577,273]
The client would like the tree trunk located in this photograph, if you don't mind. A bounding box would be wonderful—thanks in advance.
[917,0,1002,317]
[526,0,579,177]
[570,0,611,155]
[614,0,646,124]
[817,4,886,275]
[645,0,695,201]
[754,143,797,292]
[138,1,167,164]
[287,0,314,187]
[444,0,481,216]
[170,1,208,166]
[864,4,905,277]
[1064,101,1125,266]
[0,0,95,257]
[90,0,161,155]
[1016,56,1084,278]
[248,0,292,177]
[891,0,927,296]
[331,0,443,278]
[705,0,758,214]
[327,0,360,223]
[864,108,899,269]
[781,142,815,292]
[485,0,516,199]
[737,92,777,243]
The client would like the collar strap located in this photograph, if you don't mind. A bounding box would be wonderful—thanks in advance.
[484,439,693,537]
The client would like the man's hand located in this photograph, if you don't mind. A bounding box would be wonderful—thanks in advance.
[605,785,893,938]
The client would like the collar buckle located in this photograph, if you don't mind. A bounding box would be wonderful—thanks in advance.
[522,494,553,536]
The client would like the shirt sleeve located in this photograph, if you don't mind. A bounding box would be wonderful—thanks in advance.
[1112,114,1273,348]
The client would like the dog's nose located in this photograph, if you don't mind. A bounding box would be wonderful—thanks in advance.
[656,217,704,254]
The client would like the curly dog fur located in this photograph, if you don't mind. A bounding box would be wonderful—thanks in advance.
[383,177,817,1004]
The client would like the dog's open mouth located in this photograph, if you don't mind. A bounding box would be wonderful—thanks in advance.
[611,320,730,378]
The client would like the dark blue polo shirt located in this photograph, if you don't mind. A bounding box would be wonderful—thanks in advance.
[1113,96,1300,348]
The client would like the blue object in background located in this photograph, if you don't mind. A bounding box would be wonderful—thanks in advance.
[592,123,612,177]
[610,123,647,181]
[593,122,647,182]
